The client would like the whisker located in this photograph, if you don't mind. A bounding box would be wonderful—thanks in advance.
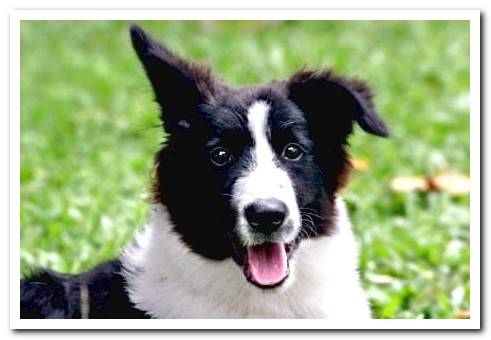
[300,217,318,238]
[300,207,320,213]
[300,210,325,221]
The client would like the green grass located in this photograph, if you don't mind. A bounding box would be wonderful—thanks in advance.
[20,20,470,319]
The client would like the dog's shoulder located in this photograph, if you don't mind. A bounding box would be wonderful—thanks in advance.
[21,259,149,319]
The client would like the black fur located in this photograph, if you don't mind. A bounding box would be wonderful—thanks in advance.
[21,260,148,319]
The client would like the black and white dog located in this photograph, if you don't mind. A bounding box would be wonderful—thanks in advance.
[21,24,388,319]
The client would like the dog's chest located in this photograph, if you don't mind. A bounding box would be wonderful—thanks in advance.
[124,256,331,318]
[139,272,330,318]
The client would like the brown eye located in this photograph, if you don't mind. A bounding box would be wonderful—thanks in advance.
[210,147,233,166]
[282,143,304,161]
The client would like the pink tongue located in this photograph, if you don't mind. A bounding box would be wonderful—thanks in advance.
[247,243,287,286]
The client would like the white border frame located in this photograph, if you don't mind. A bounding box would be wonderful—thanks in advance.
[10,9,480,330]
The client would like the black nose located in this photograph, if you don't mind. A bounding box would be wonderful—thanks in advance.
[244,199,288,232]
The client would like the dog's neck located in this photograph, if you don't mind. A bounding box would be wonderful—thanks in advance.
[120,199,370,318]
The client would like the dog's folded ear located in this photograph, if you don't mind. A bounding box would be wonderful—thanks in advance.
[287,69,389,141]
[130,24,216,132]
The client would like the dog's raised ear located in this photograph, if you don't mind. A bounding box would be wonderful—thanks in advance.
[130,24,216,132]
[287,69,389,142]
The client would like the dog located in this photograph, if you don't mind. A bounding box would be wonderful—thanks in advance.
[20,24,388,319]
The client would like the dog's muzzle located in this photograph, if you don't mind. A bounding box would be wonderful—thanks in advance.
[238,198,297,288]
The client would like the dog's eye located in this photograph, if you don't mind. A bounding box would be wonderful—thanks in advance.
[210,147,233,166]
[282,143,304,161]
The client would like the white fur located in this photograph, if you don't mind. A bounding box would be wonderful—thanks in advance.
[232,101,301,246]
[121,198,371,319]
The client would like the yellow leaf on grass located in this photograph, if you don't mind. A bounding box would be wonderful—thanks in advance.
[390,171,470,196]
[390,176,429,193]
[351,158,371,171]
[429,172,470,195]
[455,310,470,319]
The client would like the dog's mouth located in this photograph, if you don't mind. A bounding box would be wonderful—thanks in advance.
[242,242,294,288]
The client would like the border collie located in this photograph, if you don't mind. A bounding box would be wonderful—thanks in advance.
[20,24,388,319]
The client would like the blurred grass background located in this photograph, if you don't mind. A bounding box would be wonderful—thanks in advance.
[20,20,470,319]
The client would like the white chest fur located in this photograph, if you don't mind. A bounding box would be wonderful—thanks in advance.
[121,199,371,319]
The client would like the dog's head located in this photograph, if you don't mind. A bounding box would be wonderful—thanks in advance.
[130,25,388,289]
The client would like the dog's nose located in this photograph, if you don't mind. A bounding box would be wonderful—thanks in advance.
[244,199,288,232]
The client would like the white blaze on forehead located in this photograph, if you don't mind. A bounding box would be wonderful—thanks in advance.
[245,100,282,199]
[232,100,301,246]
[247,101,274,166]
